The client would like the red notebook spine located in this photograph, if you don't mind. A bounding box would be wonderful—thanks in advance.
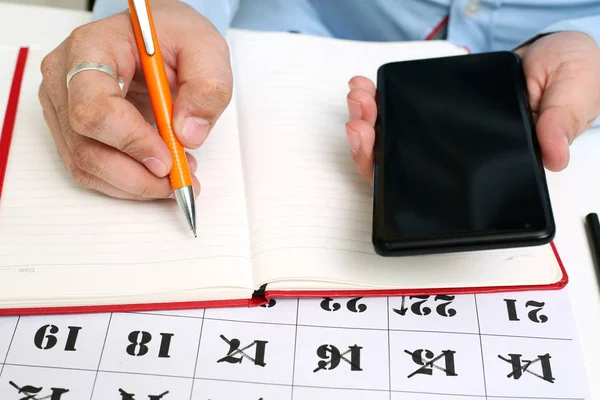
[0,47,28,198]
[0,297,268,317]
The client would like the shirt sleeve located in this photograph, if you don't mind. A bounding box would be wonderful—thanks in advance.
[517,14,600,128]
[91,0,240,35]
[515,14,600,50]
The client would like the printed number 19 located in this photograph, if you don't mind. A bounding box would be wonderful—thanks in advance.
[34,325,81,351]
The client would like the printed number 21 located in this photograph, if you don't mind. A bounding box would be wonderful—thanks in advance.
[504,299,548,323]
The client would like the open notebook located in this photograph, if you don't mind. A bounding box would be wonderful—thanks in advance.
[0,30,567,315]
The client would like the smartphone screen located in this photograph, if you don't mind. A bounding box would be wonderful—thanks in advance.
[372,52,554,255]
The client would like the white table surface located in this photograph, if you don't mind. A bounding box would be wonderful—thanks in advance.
[1,2,600,397]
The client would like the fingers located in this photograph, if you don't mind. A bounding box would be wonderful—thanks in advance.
[517,32,600,171]
[68,87,173,177]
[348,76,376,95]
[38,17,202,200]
[59,123,200,199]
[346,119,376,183]
[186,152,198,174]
[529,66,600,171]
[40,84,155,201]
[61,22,174,178]
[534,106,574,172]
[170,18,233,149]
[535,93,598,171]
[346,76,377,183]
[43,83,200,200]
[347,82,378,126]
[59,84,176,198]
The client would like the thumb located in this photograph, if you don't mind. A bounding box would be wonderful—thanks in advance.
[535,66,599,171]
[171,26,233,149]
[518,32,600,172]
[535,103,576,172]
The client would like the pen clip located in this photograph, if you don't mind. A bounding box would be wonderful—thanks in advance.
[131,0,155,56]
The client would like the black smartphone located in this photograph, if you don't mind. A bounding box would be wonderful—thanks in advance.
[372,51,555,256]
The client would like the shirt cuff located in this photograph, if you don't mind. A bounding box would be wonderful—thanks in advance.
[92,0,239,36]
[513,15,600,51]
[178,0,239,35]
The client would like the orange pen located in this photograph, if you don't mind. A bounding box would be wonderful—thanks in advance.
[127,0,196,237]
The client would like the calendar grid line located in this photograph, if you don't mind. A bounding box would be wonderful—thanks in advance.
[2,362,194,379]
[130,311,205,320]
[474,294,489,399]
[89,312,113,400]
[203,315,296,326]
[290,299,299,400]
[184,315,573,341]
[467,332,571,341]
[191,376,586,400]
[0,316,19,379]
[485,397,584,400]
[4,362,98,373]
[386,296,392,400]
[188,309,206,400]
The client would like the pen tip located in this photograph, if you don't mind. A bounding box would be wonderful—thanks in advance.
[193,228,197,238]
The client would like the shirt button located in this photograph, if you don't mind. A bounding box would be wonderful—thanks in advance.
[463,0,481,17]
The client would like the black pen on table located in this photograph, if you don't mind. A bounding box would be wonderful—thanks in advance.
[585,213,600,282]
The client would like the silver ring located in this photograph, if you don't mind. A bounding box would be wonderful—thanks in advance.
[66,62,125,92]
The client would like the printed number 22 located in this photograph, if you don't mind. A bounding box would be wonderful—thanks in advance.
[393,296,457,317]
[320,297,367,313]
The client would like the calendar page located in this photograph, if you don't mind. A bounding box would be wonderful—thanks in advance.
[0,289,591,399]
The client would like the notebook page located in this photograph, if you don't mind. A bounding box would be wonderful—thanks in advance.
[0,47,254,308]
[228,30,563,290]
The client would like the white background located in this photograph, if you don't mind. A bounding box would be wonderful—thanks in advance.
[0,2,599,398]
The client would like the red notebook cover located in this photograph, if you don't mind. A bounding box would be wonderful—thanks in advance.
[0,47,568,316]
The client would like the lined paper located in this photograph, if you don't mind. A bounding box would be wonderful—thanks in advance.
[0,47,254,306]
[228,31,563,290]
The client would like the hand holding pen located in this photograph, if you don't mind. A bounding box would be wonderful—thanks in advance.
[39,0,232,214]
[127,0,198,235]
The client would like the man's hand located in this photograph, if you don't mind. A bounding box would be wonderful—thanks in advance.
[345,31,600,182]
[39,0,233,200]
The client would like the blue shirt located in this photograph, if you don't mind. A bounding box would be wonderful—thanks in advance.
[93,0,600,53]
